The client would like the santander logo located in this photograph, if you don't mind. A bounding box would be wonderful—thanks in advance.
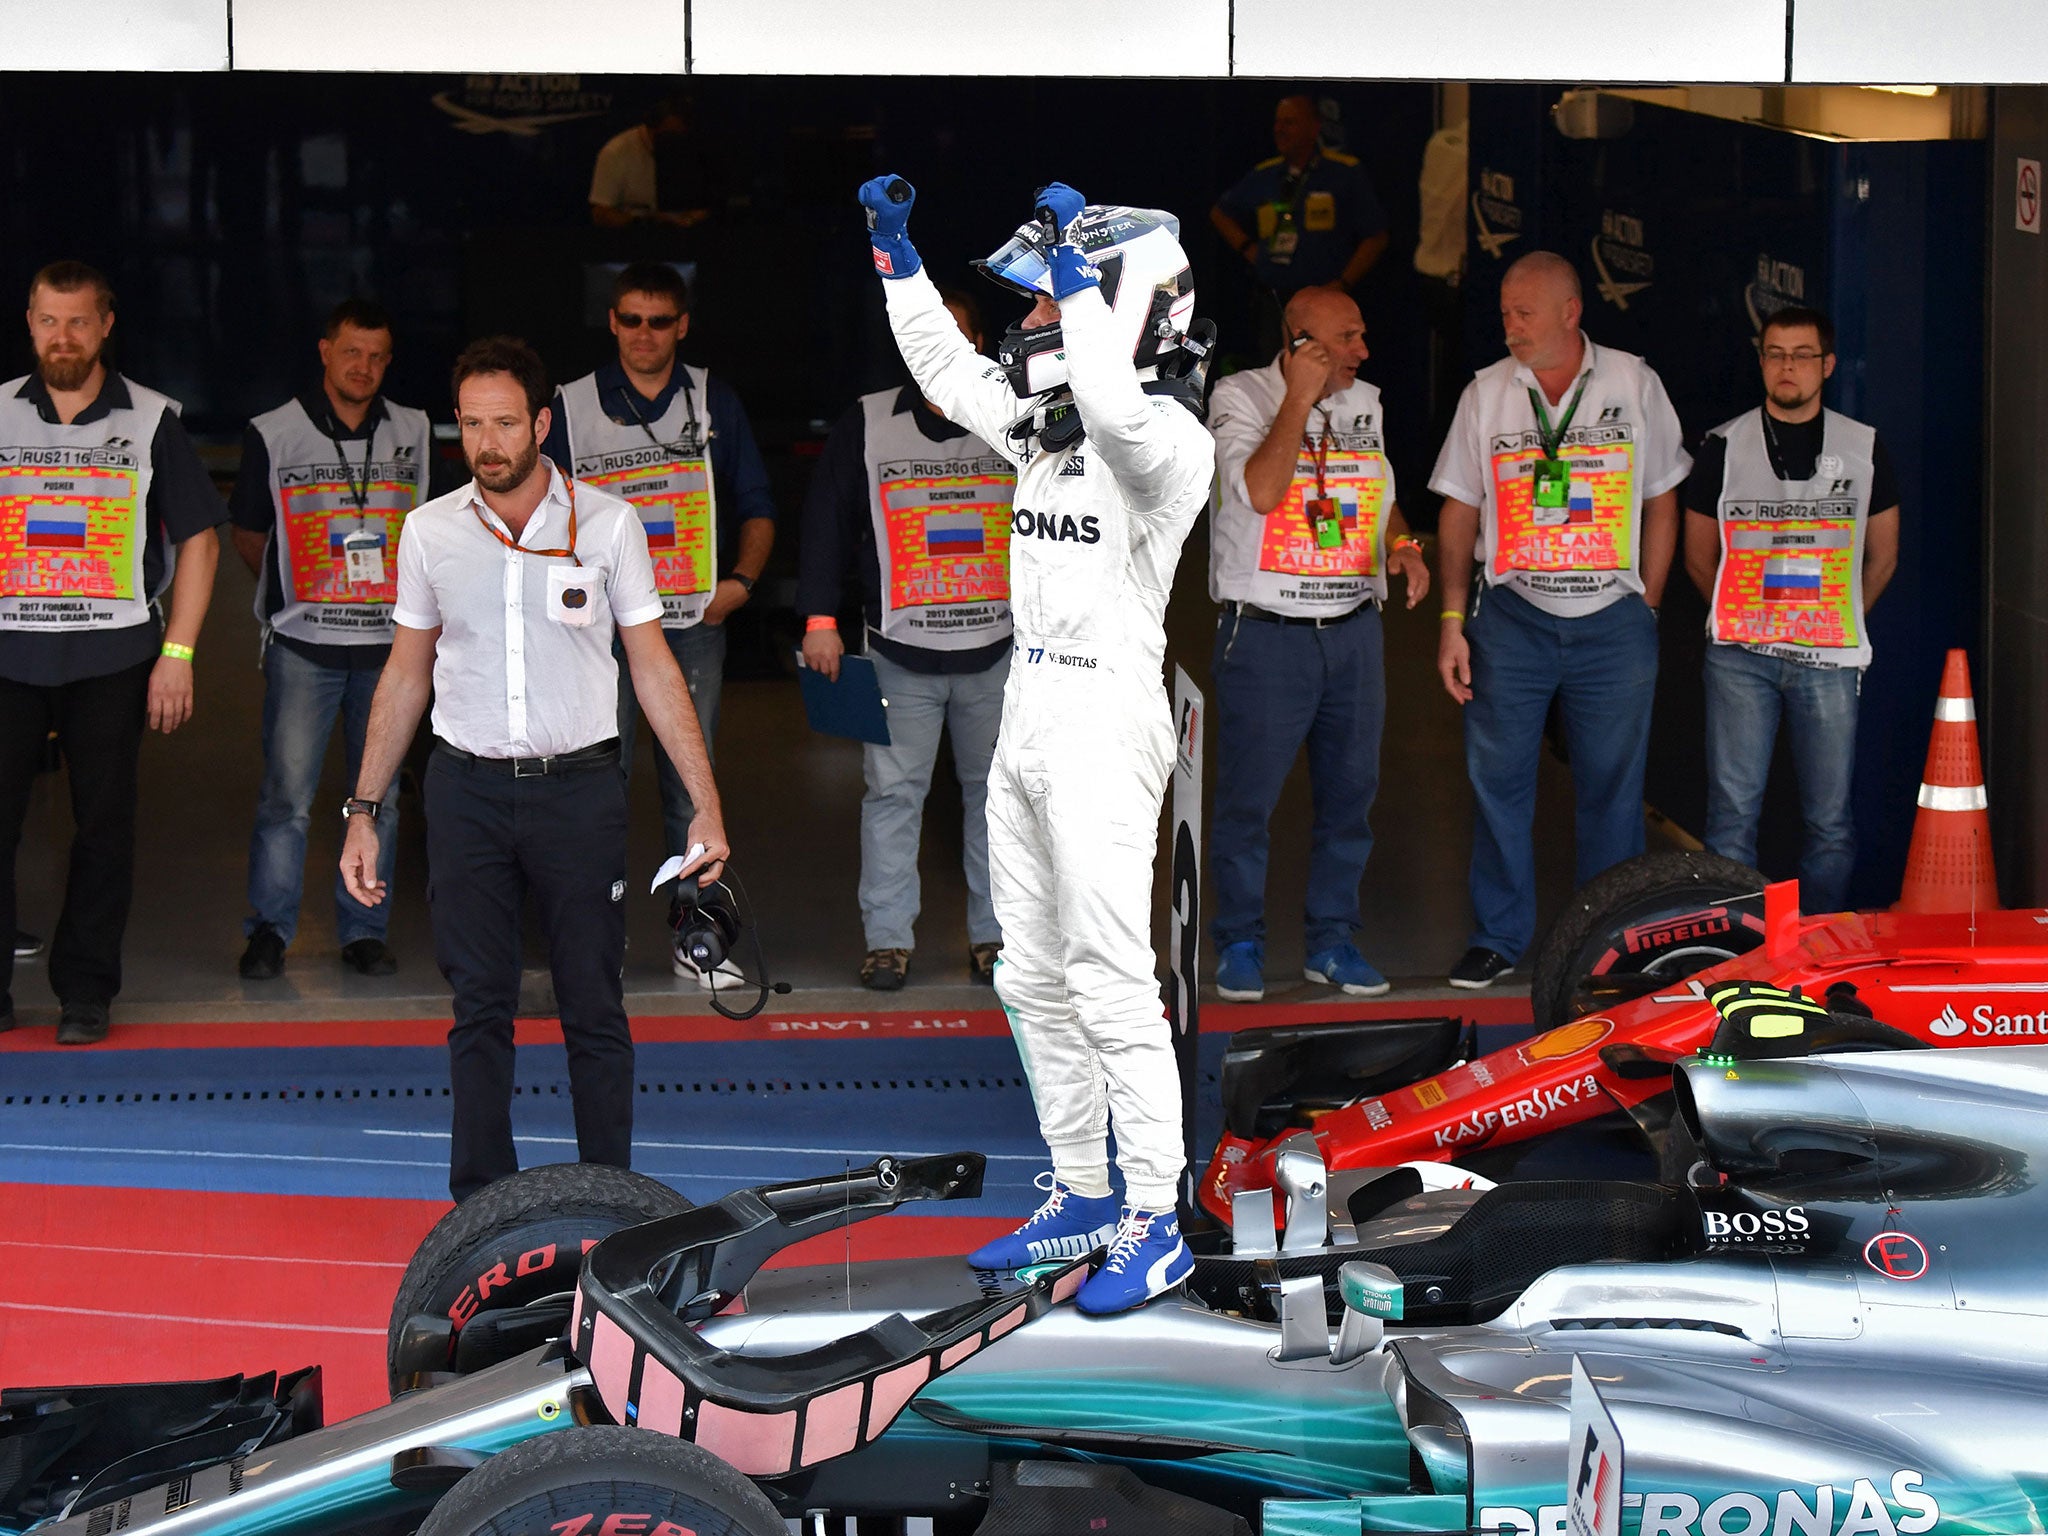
[1929,1004,1968,1038]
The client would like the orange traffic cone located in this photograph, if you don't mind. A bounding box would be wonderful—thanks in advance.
[1895,649,1999,914]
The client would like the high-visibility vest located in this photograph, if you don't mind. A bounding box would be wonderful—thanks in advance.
[560,367,717,629]
[0,375,173,632]
[1211,370,1392,616]
[860,390,1014,649]
[252,396,431,645]
[1708,406,1877,668]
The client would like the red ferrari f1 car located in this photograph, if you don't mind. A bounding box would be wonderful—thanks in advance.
[1199,848,2048,1225]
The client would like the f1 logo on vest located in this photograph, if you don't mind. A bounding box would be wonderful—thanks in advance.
[1011,508,1101,545]
[1597,406,1623,423]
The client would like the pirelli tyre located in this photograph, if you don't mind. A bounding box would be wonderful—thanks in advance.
[387,1163,692,1395]
[1530,850,1768,1032]
[413,1426,785,1536]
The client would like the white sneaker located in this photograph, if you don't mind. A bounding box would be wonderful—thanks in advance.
[673,946,744,990]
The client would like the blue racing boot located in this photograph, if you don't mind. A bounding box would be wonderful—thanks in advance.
[1074,1206,1194,1315]
[967,1173,1122,1271]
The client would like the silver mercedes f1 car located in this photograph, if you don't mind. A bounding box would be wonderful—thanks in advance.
[5,982,2043,1536]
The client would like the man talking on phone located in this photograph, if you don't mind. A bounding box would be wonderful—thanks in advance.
[341,336,729,1201]
[1206,286,1428,1003]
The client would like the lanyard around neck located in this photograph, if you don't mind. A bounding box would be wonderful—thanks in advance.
[472,474,581,565]
[1303,408,1333,498]
[322,408,375,513]
[1759,407,1818,481]
[618,373,700,450]
[1527,372,1591,460]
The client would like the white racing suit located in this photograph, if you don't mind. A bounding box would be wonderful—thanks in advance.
[883,269,1209,1211]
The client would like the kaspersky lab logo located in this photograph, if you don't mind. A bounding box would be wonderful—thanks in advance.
[1929,1004,1968,1038]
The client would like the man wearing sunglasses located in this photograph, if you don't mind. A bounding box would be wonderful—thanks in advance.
[542,261,775,985]
[1681,305,1899,913]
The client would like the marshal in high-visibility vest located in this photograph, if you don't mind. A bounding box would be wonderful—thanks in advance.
[1706,407,1878,668]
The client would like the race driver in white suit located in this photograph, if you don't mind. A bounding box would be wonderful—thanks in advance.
[858,174,1214,1313]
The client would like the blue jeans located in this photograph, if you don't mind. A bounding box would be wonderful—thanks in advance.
[861,649,1008,951]
[1210,604,1385,954]
[1464,585,1657,962]
[1702,643,1859,914]
[245,639,400,945]
[619,620,726,858]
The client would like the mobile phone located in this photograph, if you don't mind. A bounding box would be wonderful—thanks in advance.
[1288,332,1313,352]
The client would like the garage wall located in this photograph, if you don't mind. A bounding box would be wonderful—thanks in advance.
[6,0,2048,79]
[1985,88,2048,907]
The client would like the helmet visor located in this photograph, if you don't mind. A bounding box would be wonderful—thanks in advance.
[975,224,1054,298]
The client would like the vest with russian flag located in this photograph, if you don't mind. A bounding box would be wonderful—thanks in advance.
[253,396,431,647]
[560,367,717,630]
[1208,365,1393,616]
[861,390,1014,651]
[0,374,172,633]
[1708,407,1876,669]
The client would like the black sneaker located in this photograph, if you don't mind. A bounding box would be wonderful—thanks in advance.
[1448,946,1514,990]
[340,938,398,976]
[56,1001,109,1045]
[239,924,286,980]
[13,930,42,960]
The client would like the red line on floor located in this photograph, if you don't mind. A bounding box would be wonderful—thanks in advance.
[0,995,1528,1054]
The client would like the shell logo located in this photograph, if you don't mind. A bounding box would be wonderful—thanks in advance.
[1518,1017,1615,1064]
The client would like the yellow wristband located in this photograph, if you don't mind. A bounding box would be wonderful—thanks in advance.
[161,641,194,661]
[1438,610,1465,622]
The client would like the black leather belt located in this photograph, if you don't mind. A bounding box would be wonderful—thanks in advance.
[435,738,620,777]
[1223,600,1372,628]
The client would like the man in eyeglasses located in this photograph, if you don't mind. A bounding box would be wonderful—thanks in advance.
[542,261,775,985]
[1681,305,1899,913]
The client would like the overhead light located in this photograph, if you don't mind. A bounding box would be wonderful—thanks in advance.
[1861,85,1941,96]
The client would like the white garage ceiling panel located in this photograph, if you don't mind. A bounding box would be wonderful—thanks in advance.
[690,0,1231,77]
[1233,0,1787,83]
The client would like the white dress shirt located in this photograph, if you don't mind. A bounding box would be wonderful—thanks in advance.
[394,461,663,757]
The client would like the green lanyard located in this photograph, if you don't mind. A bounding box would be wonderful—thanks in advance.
[1527,373,1591,461]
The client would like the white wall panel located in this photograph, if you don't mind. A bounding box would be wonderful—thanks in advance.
[690,0,1230,76]
[1234,0,1785,82]
[0,0,225,69]
[1794,0,2048,83]
[233,0,686,73]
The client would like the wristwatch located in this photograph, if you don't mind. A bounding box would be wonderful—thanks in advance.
[731,572,757,594]
[342,796,382,823]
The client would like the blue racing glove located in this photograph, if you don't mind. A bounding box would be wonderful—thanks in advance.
[858,174,920,279]
[1033,181,1087,241]
[1048,244,1101,302]
[1033,183,1098,301]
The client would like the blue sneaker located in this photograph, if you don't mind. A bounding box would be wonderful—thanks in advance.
[1215,940,1265,1002]
[967,1174,1122,1271]
[1304,943,1392,997]
[1074,1206,1195,1315]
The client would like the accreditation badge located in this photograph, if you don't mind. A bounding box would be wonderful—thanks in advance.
[1532,457,1571,510]
[1306,496,1343,550]
[341,525,387,587]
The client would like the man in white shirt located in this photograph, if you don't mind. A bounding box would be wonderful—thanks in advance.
[339,336,730,1202]
[1429,251,1689,990]
[589,100,710,232]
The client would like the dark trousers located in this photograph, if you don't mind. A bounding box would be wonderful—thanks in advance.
[1210,605,1386,954]
[425,747,633,1202]
[0,656,153,1013]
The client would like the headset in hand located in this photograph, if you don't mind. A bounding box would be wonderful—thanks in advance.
[667,856,789,1020]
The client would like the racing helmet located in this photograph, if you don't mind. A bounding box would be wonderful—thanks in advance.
[976,204,1198,400]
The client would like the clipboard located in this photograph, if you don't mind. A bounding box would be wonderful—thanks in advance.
[797,650,891,745]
